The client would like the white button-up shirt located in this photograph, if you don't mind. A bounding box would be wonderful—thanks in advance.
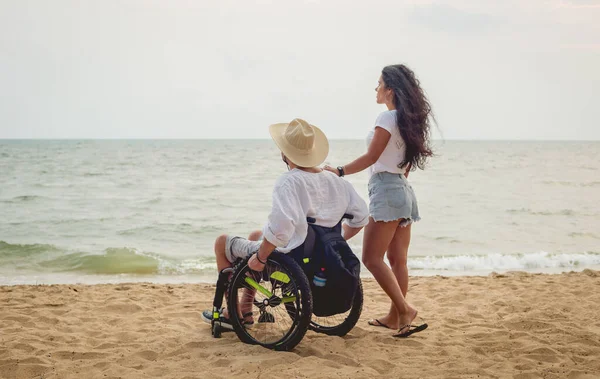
[262,169,369,252]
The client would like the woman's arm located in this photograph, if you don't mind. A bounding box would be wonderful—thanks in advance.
[326,127,391,176]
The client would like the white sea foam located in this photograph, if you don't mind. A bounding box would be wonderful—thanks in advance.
[407,252,600,272]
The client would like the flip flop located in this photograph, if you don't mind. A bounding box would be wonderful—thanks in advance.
[368,319,393,329]
[393,323,428,338]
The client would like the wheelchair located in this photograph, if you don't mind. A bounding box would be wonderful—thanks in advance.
[209,214,363,351]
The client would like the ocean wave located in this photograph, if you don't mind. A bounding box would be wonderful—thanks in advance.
[506,208,576,216]
[568,232,600,240]
[542,180,600,187]
[117,223,218,236]
[541,180,573,186]
[0,240,61,258]
[43,248,161,274]
[144,197,162,204]
[581,181,600,187]
[53,248,217,275]
[430,236,462,243]
[408,252,600,272]
[2,241,599,277]
[195,183,224,189]
[5,195,47,202]
[0,241,216,275]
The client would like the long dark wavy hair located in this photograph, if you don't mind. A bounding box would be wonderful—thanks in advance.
[381,64,435,171]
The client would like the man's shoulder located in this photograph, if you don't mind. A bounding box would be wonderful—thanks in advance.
[274,170,342,189]
[273,170,299,189]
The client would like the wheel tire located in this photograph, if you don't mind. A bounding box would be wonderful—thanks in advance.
[227,252,313,351]
[212,324,222,338]
[309,278,363,336]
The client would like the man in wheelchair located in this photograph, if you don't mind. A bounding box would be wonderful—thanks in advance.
[201,118,369,331]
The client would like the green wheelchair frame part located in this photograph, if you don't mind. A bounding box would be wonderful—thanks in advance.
[244,273,296,304]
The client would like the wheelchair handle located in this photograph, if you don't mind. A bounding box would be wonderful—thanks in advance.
[306,213,353,224]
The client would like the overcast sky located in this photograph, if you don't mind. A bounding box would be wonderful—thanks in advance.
[1,0,599,140]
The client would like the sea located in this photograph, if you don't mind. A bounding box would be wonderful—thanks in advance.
[1,140,599,285]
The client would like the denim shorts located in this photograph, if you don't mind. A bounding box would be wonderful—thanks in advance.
[368,172,421,226]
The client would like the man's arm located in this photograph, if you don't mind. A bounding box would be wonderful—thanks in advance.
[342,224,362,241]
[341,180,370,240]
[248,238,277,271]
[249,180,300,271]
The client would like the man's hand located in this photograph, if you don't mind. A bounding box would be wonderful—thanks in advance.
[248,253,265,272]
[248,239,276,272]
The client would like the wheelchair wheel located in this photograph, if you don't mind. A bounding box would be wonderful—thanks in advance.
[309,279,363,336]
[227,252,312,351]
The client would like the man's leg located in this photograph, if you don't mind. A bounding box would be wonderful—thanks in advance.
[214,234,232,271]
[204,233,262,327]
[202,234,235,328]
[213,232,262,322]
[240,231,262,322]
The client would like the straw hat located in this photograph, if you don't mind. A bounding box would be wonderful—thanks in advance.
[269,118,329,167]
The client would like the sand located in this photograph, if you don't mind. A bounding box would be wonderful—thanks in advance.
[1,270,600,379]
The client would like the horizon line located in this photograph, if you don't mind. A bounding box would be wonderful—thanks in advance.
[1,138,599,142]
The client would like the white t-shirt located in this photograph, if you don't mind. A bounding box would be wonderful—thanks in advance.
[366,110,407,177]
[262,169,369,253]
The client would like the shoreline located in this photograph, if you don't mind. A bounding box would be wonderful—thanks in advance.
[2,266,600,286]
[2,270,599,378]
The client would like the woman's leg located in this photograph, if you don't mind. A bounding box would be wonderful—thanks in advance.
[388,224,411,296]
[362,217,417,330]
[377,224,412,328]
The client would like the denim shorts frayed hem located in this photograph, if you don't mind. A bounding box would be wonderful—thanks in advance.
[368,171,421,227]
[370,214,421,227]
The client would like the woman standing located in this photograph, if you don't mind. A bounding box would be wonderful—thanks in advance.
[324,64,434,337]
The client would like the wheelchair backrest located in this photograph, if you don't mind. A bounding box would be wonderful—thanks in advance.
[289,215,360,317]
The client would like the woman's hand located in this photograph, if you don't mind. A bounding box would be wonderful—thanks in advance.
[323,165,340,176]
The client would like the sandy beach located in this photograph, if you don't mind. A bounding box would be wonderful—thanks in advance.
[1,270,599,379]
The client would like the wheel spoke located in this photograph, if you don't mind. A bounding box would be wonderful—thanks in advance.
[228,254,310,350]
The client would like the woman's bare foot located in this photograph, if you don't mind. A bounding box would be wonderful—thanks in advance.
[397,306,418,330]
[394,306,428,337]
[369,302,418,330]
[368,314,400,330]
